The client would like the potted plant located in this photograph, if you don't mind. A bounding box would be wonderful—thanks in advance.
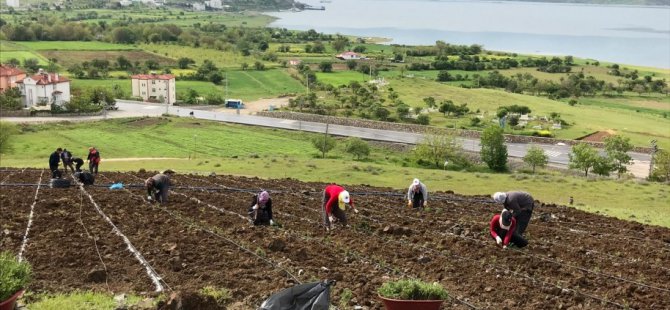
[378,279,448,310]
[0,252,32,310]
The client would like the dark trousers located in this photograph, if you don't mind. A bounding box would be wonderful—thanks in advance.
[322,191,347,228]
[514,209,533,235]
[89,162,99,174]
[50,165,61,178]
[249,208,271,226]
[153,184,169,204]
[63,160,75,174]
[75,161,84,172]
[492,229,528,248]
[411,192,424,209]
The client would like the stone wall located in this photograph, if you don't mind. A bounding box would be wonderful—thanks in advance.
[256,111,652,153]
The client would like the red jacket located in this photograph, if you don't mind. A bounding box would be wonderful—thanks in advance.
[490,214,517,246]
[324,184,354,215]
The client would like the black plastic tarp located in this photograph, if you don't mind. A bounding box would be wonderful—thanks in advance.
[259,280,334,310]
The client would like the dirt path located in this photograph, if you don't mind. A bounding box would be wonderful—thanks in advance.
[102,157,187,162]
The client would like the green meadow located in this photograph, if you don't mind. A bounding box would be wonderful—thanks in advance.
[2,117,668,228]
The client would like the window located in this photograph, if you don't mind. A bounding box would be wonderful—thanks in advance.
[152,88,156,92]
[152,80,156,84]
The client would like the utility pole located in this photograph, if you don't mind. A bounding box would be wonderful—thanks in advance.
[649,139,658,179]
[322,122,329,159]
[193,134,197,160]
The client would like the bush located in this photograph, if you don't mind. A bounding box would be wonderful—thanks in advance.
[0,251,32,301]
[378,279,448,300]
[532,130,553,137]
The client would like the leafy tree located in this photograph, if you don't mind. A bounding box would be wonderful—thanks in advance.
[111,27,137,43]
[352,45,366,53]
[469,117,481,127]
[0,88,23,110]
[0,121,18,154]
[67,64,85,79]
[416,114,430,125]
[480,125,508,171]
[523,146,548,173]
[604,135,633,178]
[318,61,333,73]
[592,156,614,176]
[423,97,436,109]
[436,70,452,82]
[344,137,370,160]
[312,135,336,158]
[209,72,223,85]
[6,58,20,67]
[241,62,249,71]
[396,104,410,119]
[116,56,132,70]
[331,35,349,52]
[569,143,599,177]
[177,57,194,69]
[346,60,357,70]
[650,149,670,182]
[374,106,390,120]
[254,61,265,71]
[414,130,459,168]
[22,58,39,73]
[145,60,160,70]
[438,100,455,116]
[312,41,326,53]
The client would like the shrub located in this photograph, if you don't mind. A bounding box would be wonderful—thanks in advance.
[378,279,448,300]
[0,251,32,301]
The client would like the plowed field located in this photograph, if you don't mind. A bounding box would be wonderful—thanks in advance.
[1,169,669,309]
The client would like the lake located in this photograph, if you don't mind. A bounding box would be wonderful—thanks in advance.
[268,0,670,68]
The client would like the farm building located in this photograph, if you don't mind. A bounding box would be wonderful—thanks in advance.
[336,51,364,60]
[0,64,26,93]
[131,73,176,104]
[15,69,70,108]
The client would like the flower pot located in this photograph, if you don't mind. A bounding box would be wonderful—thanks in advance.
[0,290,24,310]
[379,295,444,310]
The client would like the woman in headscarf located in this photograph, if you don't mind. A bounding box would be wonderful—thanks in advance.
[489,209,528,249]
[249,190,274,226]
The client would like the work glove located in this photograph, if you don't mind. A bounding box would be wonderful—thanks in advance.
[407,201,412,208]
[495,236,502,245]
[329,215,335,223]
[252,204,259,210]
[270,219,275,226]
[423,201,427,207]
[353,209,359,214]
[503,245,508,250]
[147,196,153,201]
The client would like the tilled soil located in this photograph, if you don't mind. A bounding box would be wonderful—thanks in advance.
[1,169,669,309]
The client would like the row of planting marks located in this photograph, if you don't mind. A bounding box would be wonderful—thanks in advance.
[173,174,482,309]
[76,181,166,292]
[104,172,303,285]
[17,170,44,262]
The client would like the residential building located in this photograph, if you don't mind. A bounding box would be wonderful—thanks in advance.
[192,2,206,11]
[5,0,19,8]
[16,69,70,108]
[206,0,222,9]
[131,73,176,104]
[336,51,363,60]
[0,65,26,93]
[288,59,302,66]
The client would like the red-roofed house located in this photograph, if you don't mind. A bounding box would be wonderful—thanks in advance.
[131,73,176,104]
[336,51,364,60]
[16,69,70,108]
[0,64,26,93]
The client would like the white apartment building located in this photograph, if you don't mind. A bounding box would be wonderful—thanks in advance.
[131,73,176,104]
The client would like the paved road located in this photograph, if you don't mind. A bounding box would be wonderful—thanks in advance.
[2,100,652,178]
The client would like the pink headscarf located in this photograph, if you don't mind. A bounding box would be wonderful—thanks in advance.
[258,191,270,206]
